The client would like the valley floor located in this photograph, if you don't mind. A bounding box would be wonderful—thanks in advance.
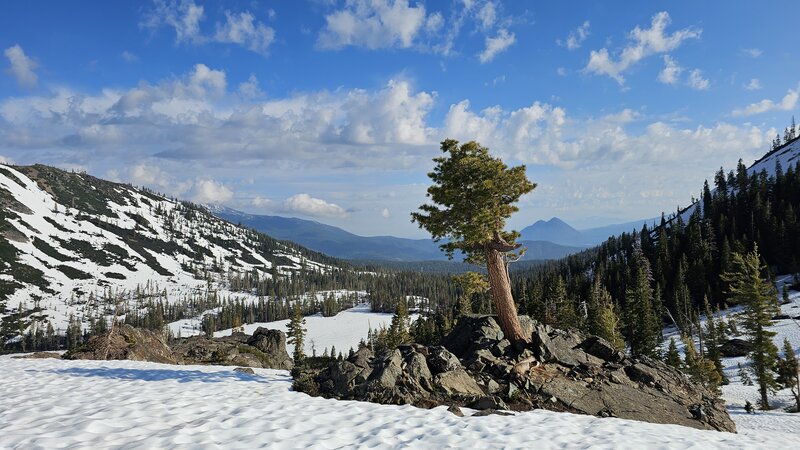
[1,356,798,449]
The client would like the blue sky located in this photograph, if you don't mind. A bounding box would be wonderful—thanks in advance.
[1,1,798,237]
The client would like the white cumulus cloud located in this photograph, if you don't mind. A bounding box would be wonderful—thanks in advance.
[189,179,234,204]
[559,21,590,50]
[141,1,275,55]
[479,29,516,63]
[317,0,429,50]
[657,55,682,85]
[732,85,800,117]
[744,78,763,91]
[283,194,348,218]
[214,11,275,55]
[585,11,700,85]
[687,69,709,91]
[4,45,38,89]
[141,0,205,43]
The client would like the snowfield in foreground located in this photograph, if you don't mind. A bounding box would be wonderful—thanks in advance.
[1,357,798,449]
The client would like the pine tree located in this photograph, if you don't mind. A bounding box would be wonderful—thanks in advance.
[452,272,488,318]
[587,276,625,350]
[625,245,661,358]
[737,362,753,386]
[722,247,781,409]
[412,139,536,344]
[287,303,307,362]
[387,300,412,348]
[665,338,682,369]
[682,334,722,391]
[776,338,800,412]
[703,297,727,383]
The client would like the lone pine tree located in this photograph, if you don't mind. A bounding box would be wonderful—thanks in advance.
[287,304,307,362]
[722,246,780,409]
[412,139,535,344]
[587,276,625,350]
[624,244,662,358]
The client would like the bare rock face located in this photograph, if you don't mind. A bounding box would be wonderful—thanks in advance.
[171,329,293,370]
[67,325,293,370]
[64,324,177,364]
[293,315,736,433]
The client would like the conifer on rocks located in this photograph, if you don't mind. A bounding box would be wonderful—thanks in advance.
[412,139,535,344]
[587,276,625,350]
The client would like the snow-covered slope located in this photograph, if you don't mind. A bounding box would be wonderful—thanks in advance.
[662,274,800,428]
[666,136,800,224]
[0,164,343,341]
[750,136,800,177]
[0,356,796,449]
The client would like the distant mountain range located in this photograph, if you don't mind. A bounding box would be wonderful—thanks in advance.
[210,207,646,262]
[520,217,658,247]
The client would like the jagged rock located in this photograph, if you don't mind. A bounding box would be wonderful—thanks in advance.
[434,369,484,396]
[65,324,177,364]
[350,346,374,369]
[405,351,433,382]
[234,367,256,375]
[172,335,257,368]
[171,328,293,370]
[471,395,507,411]
[442,315,504,359]
[246,328,294,369]
[447,405,464,417]
[292,315,736,433]
[719,338,752,357]
[369,349,404,389]
[427,346,461,374]
[578,336,625,363]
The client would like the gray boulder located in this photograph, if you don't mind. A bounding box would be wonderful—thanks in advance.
[434,368,484,396]
[719,338,752,358]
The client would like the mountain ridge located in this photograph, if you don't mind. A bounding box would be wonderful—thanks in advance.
[211,207,587,262]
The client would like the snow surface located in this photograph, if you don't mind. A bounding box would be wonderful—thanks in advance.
[1,356,798,449]
[210,303,417,356]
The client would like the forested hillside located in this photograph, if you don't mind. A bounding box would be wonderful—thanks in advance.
[510,133,800,353]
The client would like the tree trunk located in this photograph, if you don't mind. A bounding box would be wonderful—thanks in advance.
[485,244,528,344]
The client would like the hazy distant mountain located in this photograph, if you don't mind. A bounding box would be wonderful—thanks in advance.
[520,218,585,246]
[211,207,585,262]
[579,218,658,244]
[520,216,658,247]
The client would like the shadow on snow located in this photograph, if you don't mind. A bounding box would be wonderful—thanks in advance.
[39,367,275,383]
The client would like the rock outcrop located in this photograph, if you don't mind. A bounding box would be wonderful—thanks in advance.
[67,325,293,370]
[293,315,736,433]
[65,324,177,364]
[171,328,293,369]
[719,338,752,358]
